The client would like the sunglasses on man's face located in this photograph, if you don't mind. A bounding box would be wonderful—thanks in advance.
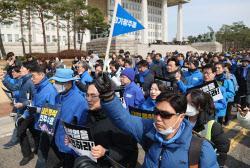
[154,107,179,119]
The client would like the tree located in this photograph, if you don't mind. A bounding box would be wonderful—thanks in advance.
[0,0,16,59]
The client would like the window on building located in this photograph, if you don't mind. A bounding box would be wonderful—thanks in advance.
[122,3,125,8]
[7,34,12,42]
[0,23,3,28]
[46,35,50,42]
[63,36,66,41]
[128,4,131,9]
[148,32,150,36]
[23,35,26,41]
[52,24,55,31]
[6,24,11,28]
[15,34,19,42]
[45,23,49,31]
[126,3,128,8]
[1,34,4,42]
[52,35,56,41]
[59,36,61,41]
[148,39,150,43]
[13,21,18,29]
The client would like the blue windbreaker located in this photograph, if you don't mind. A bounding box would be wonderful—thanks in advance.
[123,81,145,110]
[2,73,34,114]
[101,96,219,168]
[142,96,156,111]
[23,77,58,131]
[74,71,93,95]
[55,88,89,153]
[176,79,227,117]
[182,69,203,85]
[228,73,239,102]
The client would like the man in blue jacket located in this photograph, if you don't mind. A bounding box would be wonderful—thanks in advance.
[120,68,145,110]
[93,73,219,168]
[182,60,203,85]
[215,62,235,125]
[175,64,227,123]
[49,69,89,168]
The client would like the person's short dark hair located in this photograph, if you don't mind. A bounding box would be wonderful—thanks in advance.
[167,57,180,66]
[78,62,89,71]
[224,63,232,72]
[54,57,61,61]
[118,57,125,62]
[25,54,32,59]
[30,65,46,74]
[150,81,168,93]
[119,49,124,54]
[125,51,130,55]
[95,64,103,70]
[137,56,143,61]
[213,56,219,59]
[214,62,224,68]
[219,53,225,57]
[178,53,184,58]
[152,50,155,52]
[124,59,132,66]
[7,52,14,58]
[156,53,162,58]
[137,60,149,68]
[203,64,216,73]
[96,59,104,66]
[147,55,153,60]
[109,61,119,70]
[12,66,21,73]
[22,62,33,70]
[88,50,93,55]
[156,92,187,114]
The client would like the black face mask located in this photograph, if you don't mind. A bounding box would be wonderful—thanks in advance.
[188,68,197,72]
[216,73,223,79]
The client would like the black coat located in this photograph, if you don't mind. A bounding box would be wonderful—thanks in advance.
[134,70,155,98]
[235,66,250,95]
[86,109,138,168]
[149,63,160,77]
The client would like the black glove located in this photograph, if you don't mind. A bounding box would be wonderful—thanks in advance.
[27,106,38,114]
[73,116,78,125]
[16,116,25,127]
[94,72,114,99]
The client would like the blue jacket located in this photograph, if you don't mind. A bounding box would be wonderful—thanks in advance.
[2,74,34,114]
[101,96,219,168]
[182,69,203,85]
[124,81,145,110]
[74,71,93,95]
[176,79,227,117]
[142,96,156,111]
[179,60,184,67]
[55,88,89,153]
[4,74,20,110]
[23,77,58,131]
[228,73,239,102]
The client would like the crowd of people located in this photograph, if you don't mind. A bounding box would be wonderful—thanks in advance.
[0,48,250,168]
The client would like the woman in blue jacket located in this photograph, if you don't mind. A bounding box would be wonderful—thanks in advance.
[142,80,168,111]
[94,73,219,168]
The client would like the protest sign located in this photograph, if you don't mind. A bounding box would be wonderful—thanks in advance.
[107,156,125,168]
[26,91,32,106]
[181,67,188,73]
[61,120,97,162]
[37,103,61,135]
[115,89,126,108]
[129,106,154,119]
[187,80,223,101]
[154,76,173,91]
[198,67,203,72]
[1,87,14,101]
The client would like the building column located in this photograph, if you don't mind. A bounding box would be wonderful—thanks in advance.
[177,3,183,42]
[162,0,168,42]
[141,0,148,44]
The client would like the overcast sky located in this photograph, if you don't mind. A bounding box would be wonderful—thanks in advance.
[167,0,250,41]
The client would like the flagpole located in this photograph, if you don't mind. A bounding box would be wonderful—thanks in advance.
[103,0,119,72]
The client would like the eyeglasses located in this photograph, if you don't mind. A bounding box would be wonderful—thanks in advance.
[154,107,179,119]
[84,94,99,99]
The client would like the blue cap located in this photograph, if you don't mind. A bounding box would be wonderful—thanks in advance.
[121,68,135,81]
[49,69,80,82]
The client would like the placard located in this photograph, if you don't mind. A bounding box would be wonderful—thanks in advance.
[154,76,173,91]
[198,67,203,72]
[129,106,154,119]
[1,87,14,101]
[187,80,223,101]
[61,120,97,162]
[181,67,188,73]
[115,89,126,108]
[37,103,61,135]
[26,91,32,106]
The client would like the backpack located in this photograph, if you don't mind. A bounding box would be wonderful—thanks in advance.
[145,130,215,168]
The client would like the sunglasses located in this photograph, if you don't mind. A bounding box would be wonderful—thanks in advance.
[154,107,179,119]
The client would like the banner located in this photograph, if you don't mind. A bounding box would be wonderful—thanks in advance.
[107,156,125,168]
[113,4,145,37]
[115,89,126,108]
[1,87,14,101]
[37,103,61,135]
[187,80,223,101]
[129,106,154,119]
[154,76,173,91]
[181,67,188,73]
[61,120,97,162]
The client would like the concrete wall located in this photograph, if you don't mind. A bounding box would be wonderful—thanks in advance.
[191,42,222,53]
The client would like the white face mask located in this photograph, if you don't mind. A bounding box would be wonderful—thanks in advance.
[54,83,66,93]
[153,115,181,136]
[185,104,199,117]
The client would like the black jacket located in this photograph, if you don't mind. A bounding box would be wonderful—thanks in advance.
[235,66,250,95]
[191,110,230,167]
[86,109,138,168]
[134,70,155,98]
[149,63,160,77]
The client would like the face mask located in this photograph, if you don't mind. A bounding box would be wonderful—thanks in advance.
[153,115,181,136]
[54,83,66,93]
[185,104,199,117]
